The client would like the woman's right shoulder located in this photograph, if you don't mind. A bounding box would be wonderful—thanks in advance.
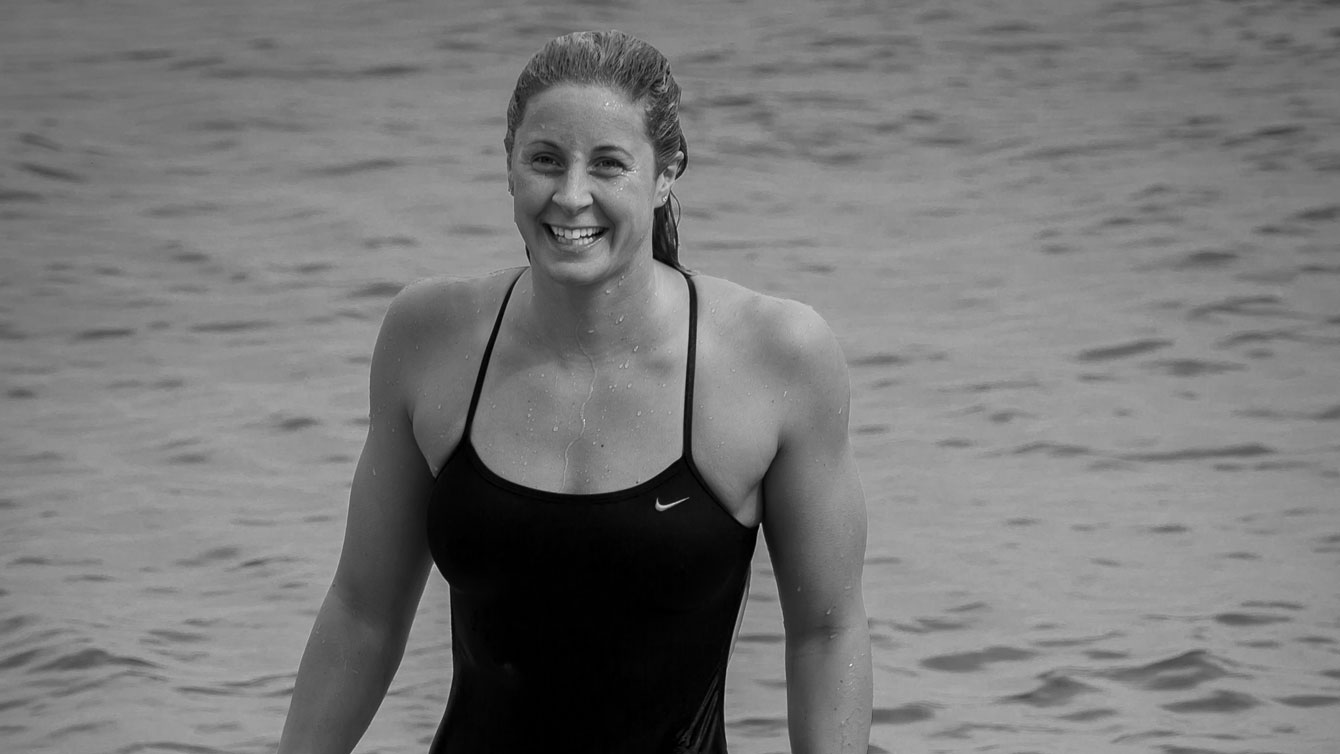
[377,267,524,345]
[367,268,524,388]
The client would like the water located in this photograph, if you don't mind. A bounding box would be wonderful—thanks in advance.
[2,0,1339,751]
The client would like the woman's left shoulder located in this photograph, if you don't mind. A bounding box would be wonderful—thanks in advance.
[691,273,847,380]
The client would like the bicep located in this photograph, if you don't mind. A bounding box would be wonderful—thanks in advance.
[331,425,434,627]
[329,296,436,630]
[763,434,867,634]
[760,317,868,634]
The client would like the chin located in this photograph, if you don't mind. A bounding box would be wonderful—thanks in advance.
[529,240,641,285]
[530,249,617,286]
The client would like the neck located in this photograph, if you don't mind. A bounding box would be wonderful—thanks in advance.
[518,259,682,363]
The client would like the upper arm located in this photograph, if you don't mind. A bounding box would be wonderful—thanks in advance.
[760,304,868,637]
[329,283,438,631]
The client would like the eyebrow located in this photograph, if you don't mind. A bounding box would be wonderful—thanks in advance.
[592,145,635,159]
[520,139,635,159]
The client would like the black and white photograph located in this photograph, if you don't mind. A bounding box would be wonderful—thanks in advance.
[2,1,1338,752]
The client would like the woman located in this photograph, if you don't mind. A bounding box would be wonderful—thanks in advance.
[277,30,871,754]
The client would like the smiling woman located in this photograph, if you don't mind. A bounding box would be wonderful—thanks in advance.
[508,83,681,286]
[504,31,690,273]
[276,30,871,754]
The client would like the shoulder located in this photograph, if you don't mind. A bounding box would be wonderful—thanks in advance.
[691,273,848,392]
[379,267,523,343]
[369,268,524,399]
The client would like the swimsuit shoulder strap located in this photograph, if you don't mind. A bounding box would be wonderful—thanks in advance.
[462,269,525,437]
[682,271,698,459]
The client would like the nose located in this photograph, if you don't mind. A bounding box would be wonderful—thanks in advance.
[552,168,593,213]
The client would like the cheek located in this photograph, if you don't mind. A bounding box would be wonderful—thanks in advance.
[512,177,551,205]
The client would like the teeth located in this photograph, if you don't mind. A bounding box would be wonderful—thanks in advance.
[549,226,602,240]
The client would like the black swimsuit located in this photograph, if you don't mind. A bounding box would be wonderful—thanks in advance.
[426,271,759,754]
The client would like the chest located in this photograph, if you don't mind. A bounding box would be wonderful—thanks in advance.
[412,333,778,527]
[429,448,758,611]
[472,346,687,485]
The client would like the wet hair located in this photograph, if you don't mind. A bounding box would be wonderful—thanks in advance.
[505,30,690,271]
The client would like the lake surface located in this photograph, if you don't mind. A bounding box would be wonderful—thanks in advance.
[2,0,1339,751]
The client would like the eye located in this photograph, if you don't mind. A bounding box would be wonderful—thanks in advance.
[591,158,627,176]
[529,154,562,171]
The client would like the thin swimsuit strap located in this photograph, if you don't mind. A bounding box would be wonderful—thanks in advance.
[461,268,699,459]
[682,272,698,459]
[461,269,525,439]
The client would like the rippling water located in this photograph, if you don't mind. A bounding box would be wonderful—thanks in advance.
[3,0,1339,752]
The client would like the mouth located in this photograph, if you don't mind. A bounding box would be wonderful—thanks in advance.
[545,224,608,248]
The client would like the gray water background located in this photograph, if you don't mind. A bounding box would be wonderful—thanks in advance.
[2,0,1340,752]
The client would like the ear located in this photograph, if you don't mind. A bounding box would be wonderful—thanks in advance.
[655,151,684,205]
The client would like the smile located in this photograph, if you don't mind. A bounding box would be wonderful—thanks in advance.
[546,224,608,244]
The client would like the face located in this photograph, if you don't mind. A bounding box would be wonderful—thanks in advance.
[508,83,680,285]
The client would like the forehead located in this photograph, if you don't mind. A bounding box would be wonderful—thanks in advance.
[514,84,649,149]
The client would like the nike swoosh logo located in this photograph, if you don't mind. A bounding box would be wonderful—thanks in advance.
[655,496,689,512]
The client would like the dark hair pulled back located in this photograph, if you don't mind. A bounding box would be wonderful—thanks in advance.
[505,30,690,271]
